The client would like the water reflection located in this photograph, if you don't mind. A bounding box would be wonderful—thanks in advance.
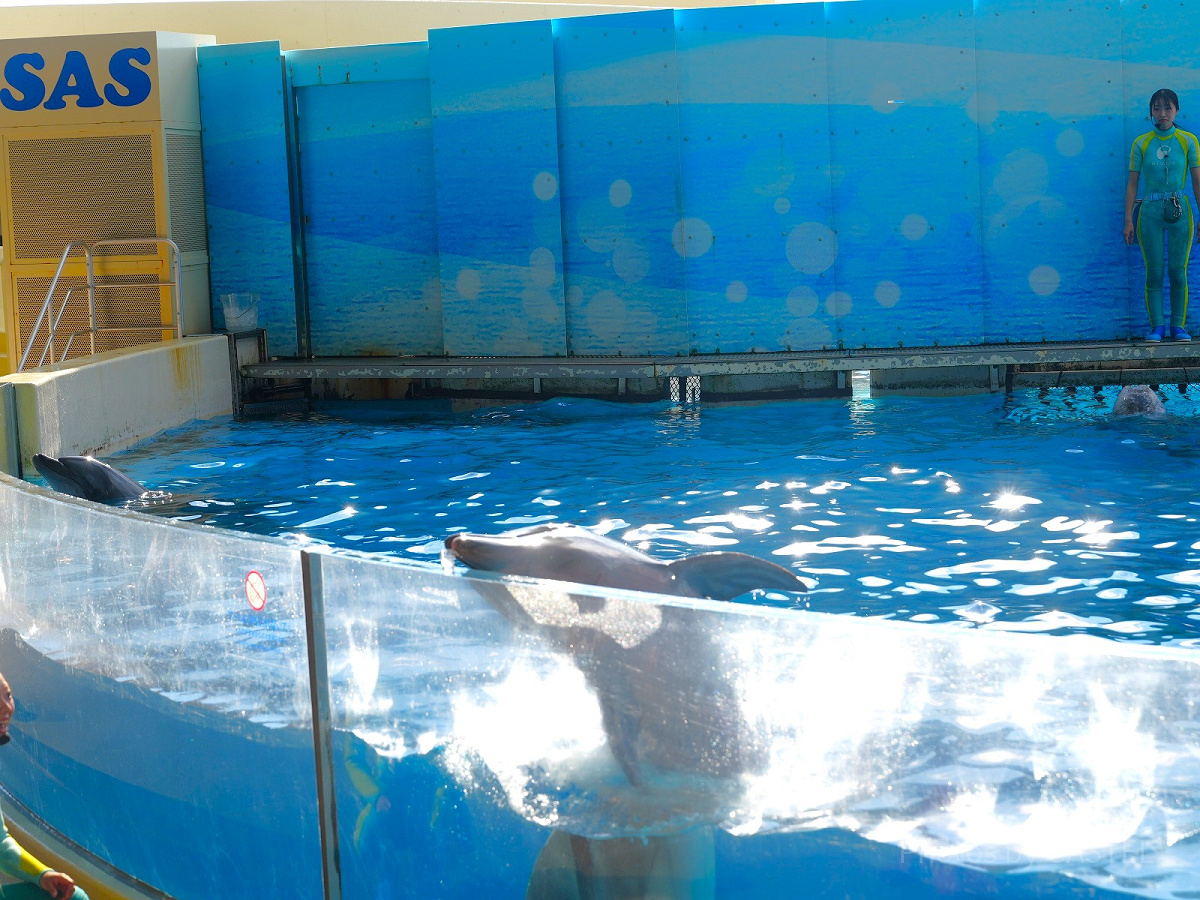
[106,388,1200,646]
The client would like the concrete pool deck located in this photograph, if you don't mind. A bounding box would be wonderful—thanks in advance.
[0,335,232,477]
[244,338,1200,401]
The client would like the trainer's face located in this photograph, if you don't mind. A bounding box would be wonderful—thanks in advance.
[1152,98,1178,130]
[0,675,14,740]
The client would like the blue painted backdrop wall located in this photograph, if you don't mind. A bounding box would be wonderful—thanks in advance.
[290,44,441,357]
[429,20,567,356]
[675,4,834,353]
[198,41,302,358]
[199,0,1182,359]
[555,10,689,356]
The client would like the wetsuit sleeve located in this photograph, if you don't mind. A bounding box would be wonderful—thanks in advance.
[0,809,50,884]
[1189,133,1200,169]
[1130,136,1145,172]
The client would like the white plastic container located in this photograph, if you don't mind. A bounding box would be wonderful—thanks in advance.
[219,293,259,332]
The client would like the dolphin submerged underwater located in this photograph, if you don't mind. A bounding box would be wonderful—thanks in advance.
[32,454,174,508]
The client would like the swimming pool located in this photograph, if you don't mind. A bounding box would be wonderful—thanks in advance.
[7,383,1200,900]
[113,381,1200,644]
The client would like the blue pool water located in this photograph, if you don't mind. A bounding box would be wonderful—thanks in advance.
[111,382,1200,645]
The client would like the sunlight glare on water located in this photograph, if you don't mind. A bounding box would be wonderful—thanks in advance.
[109,383,1200,644]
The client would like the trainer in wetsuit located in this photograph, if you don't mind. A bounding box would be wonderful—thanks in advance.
[0,672,89,900]
[1124,88,1200,342]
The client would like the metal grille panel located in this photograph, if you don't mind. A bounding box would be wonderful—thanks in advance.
[16,274,165,367]
[165,131,208,254]
[7,134,157,261]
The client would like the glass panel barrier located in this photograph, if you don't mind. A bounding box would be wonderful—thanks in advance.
[6,466,1200,899]
[0,474,322,900]
[320,548,1200,898]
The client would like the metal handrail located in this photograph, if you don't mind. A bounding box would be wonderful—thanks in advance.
[17,238,184,372]
[35,287,78,369]
[17,241,89,370]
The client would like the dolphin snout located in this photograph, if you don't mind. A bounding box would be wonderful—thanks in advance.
[444,530,523,573]
[444,532,484,568]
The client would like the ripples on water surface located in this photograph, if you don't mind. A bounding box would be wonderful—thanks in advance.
[110,382,1200,645]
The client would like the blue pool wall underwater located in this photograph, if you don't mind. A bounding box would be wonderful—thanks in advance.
[197,0,1197,360]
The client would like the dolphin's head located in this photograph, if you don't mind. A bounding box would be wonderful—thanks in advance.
[1112,385,1167,419]
[32,454,153,504]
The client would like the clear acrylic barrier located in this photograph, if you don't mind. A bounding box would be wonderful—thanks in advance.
[319,548,1200,899]
[5,464,1200,900]
[0,474,322,900]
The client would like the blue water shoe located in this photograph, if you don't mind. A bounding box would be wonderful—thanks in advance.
[1147,325,1167,342]
[1172,325,1192,341]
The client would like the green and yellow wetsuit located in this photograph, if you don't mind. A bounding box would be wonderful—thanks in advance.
[0,800,89,900]
[1131,125,1200,328]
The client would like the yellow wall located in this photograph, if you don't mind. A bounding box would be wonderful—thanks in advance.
[0,247,7,376]
[0,32,210,374]
[0,0,768,51]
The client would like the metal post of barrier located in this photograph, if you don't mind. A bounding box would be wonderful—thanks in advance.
[283,57,312,359]
[301,550,343,900]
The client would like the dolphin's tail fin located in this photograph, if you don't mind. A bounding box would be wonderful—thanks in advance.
[666,553,807,601]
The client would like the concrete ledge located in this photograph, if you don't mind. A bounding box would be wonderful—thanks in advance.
[0,336,232,471]
[0,383,17,478]
[244,339,1200,381]
[871,365,1002,396]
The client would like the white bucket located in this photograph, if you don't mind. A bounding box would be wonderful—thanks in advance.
[220,293,259,332]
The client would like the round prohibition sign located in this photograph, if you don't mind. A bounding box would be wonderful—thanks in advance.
[245,570,267,611]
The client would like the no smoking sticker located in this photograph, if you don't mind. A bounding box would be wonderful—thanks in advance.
[245,571,267,611]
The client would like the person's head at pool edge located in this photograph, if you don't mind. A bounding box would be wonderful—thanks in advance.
[0,671,14,746]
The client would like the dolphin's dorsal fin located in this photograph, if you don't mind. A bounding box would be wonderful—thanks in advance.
[666,553,806,601]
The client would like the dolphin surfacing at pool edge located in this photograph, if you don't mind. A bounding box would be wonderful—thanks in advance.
[444,522,808,602]
[32,454,173,507]
[1111,385,1166,418]
[444,523,806,786]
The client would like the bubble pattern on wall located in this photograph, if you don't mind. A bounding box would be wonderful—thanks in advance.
[199,0,1187,358]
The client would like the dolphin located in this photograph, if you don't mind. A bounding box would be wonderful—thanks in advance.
[32,454,174,508]
[445,522,808,604]
[444,523,807,786]
[1111,384,1166,418]
[445,524,807,900]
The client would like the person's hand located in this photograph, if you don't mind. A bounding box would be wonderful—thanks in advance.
[38,871,75,900]
[1125,221,1136,245]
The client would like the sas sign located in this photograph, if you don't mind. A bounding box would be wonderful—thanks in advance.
[0,46,152,112]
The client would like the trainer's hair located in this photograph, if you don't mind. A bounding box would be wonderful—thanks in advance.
[1150,88,1180,112]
